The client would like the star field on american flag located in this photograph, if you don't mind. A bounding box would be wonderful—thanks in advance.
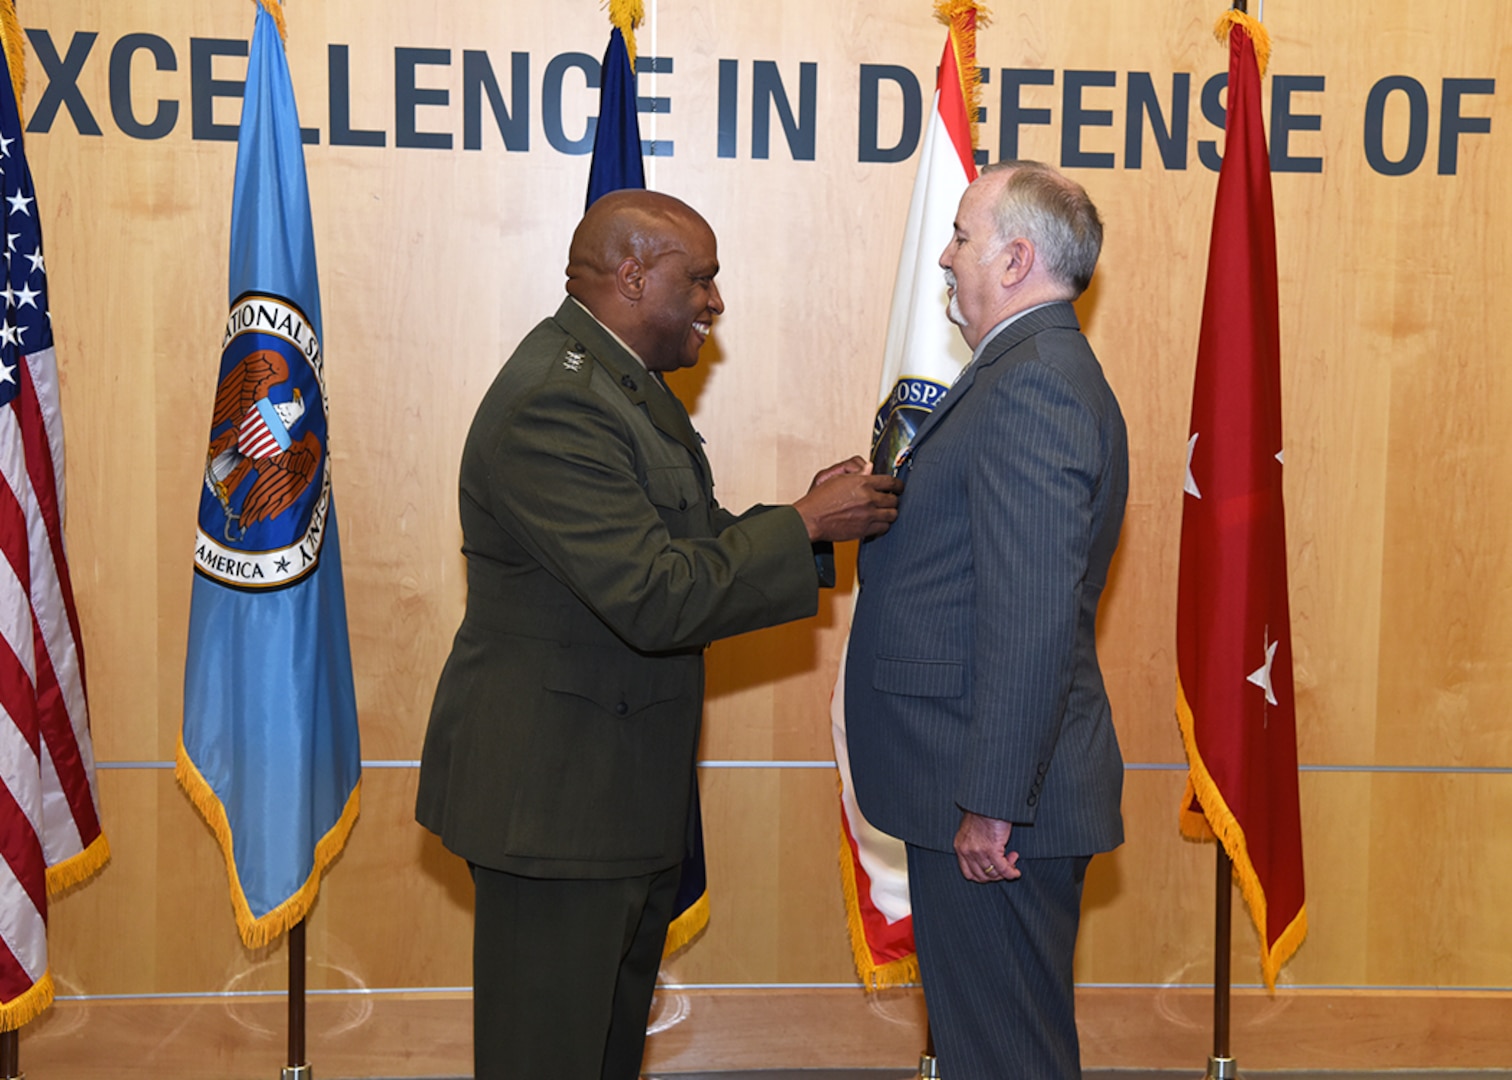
[0,123,50,405]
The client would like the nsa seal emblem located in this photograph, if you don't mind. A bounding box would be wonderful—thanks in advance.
[871,376,949,476]
[196,292,332,590]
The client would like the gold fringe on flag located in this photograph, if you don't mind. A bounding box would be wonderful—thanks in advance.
[176,739,362,950]
[604,0,645,67]
[837,823,921,989]
[0,0,25,112]
[1214,7,1271,79]
[45,832,111,895]
[1176,676,1308,990]
[934,1,991,152]
[0,971,53,1033]
[660,890,709,958]
[255,0,289,46]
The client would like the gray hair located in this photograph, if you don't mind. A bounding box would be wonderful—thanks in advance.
[979,161,1103,297]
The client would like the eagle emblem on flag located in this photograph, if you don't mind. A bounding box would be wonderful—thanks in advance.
[205,348,318,539]
[194,291,333,591]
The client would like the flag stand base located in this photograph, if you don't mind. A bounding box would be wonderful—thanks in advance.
[1204,1055,1238,1079]
[281,1066,312,1080]
[917,1052,940,1079]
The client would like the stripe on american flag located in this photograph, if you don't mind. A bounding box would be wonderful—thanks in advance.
[0,12,109,1030]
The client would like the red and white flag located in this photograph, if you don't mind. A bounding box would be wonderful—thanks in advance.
[0,9,109,1030]
[832,0,981,988]
[1176,9,1306,990]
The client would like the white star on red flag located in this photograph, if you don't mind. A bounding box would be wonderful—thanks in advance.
[1246,631,1280,707]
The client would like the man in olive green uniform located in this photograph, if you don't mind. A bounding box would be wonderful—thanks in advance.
[416,190,900,1080]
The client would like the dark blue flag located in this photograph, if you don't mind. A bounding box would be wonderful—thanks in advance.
[584,13,707,954]
[586,28,645,208]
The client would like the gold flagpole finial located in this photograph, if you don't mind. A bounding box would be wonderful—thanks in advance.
[0,0,25,111]
[1215,5,1271,78]
[934,2,992,151]
[255,0,289,45]
[605,0,645,66]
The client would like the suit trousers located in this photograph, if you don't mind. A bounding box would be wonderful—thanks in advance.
[906,844,1090,1079]
[471,862,681,1080]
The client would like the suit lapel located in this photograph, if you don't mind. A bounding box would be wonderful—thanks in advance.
[902,357,978,460]
[901,302,1082,471]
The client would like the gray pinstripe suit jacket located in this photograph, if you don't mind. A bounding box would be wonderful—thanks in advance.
[846,301,1128,858]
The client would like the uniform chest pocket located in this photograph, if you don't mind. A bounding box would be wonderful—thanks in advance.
[644,465,706,528]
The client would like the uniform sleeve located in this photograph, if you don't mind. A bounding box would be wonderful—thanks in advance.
[954,360,1100,823]
[475,377,819,652]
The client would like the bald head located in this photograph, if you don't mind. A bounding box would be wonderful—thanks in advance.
[567,190,705,287]
[564,190,724,372]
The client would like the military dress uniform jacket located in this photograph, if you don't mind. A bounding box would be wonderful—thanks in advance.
[417,299,820,879]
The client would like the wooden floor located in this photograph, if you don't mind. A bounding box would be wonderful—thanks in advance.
[379,1070,1469,1080]
[14,987,1512,1077]
[648,1073,1512,1079]
[342,1072,1512,1079]
[647,1065,1512,1078]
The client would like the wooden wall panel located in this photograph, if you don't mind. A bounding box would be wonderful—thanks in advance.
[668,766,857,986]
[16,0,1512,1071]
[48,769,476,995]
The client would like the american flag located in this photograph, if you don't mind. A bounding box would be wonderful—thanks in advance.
[0,40,108,1030]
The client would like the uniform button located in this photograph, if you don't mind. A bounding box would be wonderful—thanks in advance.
[621,375,637,390]
[615,701,629,716]
[678,498,688,510]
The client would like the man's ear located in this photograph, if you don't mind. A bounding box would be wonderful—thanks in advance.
[616,256,646,301]
[1000,238,1034,288]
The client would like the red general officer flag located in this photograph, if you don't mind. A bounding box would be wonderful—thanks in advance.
[1175,8,1306,991]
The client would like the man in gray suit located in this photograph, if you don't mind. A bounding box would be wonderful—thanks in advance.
[416,189,900,1080]
[846,161,1128,1078]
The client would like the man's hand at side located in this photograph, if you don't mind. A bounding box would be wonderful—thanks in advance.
[954,810,1022,883]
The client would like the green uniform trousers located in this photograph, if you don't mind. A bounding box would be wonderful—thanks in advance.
[471,863,681,1080]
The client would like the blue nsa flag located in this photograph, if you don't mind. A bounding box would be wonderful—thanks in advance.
[178,0,361,949]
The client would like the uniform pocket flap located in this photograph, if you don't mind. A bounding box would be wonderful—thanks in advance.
[872,656,964,698]
[644,465,703,513]
[543,662,688,717]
